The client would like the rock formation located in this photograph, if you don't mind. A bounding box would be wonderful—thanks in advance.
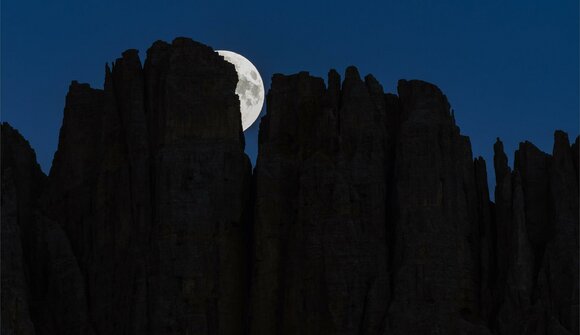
[2,123,92,335]
[1,38,577,335]
[250,68,390,334]
[3,38,251,335]
[2,124,41,335]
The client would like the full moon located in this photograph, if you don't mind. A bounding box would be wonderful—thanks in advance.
[217,50,265,131]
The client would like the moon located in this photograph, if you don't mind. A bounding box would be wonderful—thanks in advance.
[217,50,265,131]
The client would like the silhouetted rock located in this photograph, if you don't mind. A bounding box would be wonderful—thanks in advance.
[250,68,390,334]
[1,38,577,335]
[492,132,579,335]
[2,123,93,335]
[1,123,38,335]
[496,171,535,335]
[514,141,551,275]
[536,131,579,334]
[475,157,495,324]
[492,138,513,310]
[386,79,487,334]
[13,38,251,335]
[144,37,251,335]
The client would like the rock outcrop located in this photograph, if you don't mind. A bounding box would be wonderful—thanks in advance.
[386,80,489,334]
[250,68,390,334]
[4,38,251,335]
[1,38,577,335]
[1,123,92,335]
[1,124,40,335]
[493,134,579,335]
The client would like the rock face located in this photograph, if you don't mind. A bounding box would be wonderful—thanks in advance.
[5,38,251,335]
[1,124,41,335]
[1,38,577,335]
[492,134,579,335]
[1,123,92,335]
[386,80,488,334]
[250,68,390,334]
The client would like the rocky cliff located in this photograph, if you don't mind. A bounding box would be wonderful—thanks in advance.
[1,38,578,335]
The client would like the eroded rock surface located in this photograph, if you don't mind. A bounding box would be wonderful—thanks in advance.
[1,38,577,335]
[3,38,250,335]
[250,68,390,334]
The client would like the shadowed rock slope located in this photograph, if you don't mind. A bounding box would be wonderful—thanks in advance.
[1,38,577,335]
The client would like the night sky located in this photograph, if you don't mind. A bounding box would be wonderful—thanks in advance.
[2,0,578,193]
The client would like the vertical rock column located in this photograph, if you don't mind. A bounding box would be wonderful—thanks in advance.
[144,38,252,335]
[474,157,495,323]
[386,80,485,334]
[1,124,42,335]
[493,132,579,334]
[251,67,391,335]
[2,123,93,335]
[44,38,251,335]
[536,132,579,334]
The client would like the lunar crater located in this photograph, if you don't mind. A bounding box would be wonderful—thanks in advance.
[217,50,265,131]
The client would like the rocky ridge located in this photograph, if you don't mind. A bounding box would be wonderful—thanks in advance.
[1,38,578,335]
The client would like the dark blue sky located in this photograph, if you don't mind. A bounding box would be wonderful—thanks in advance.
[2,0,578,190]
